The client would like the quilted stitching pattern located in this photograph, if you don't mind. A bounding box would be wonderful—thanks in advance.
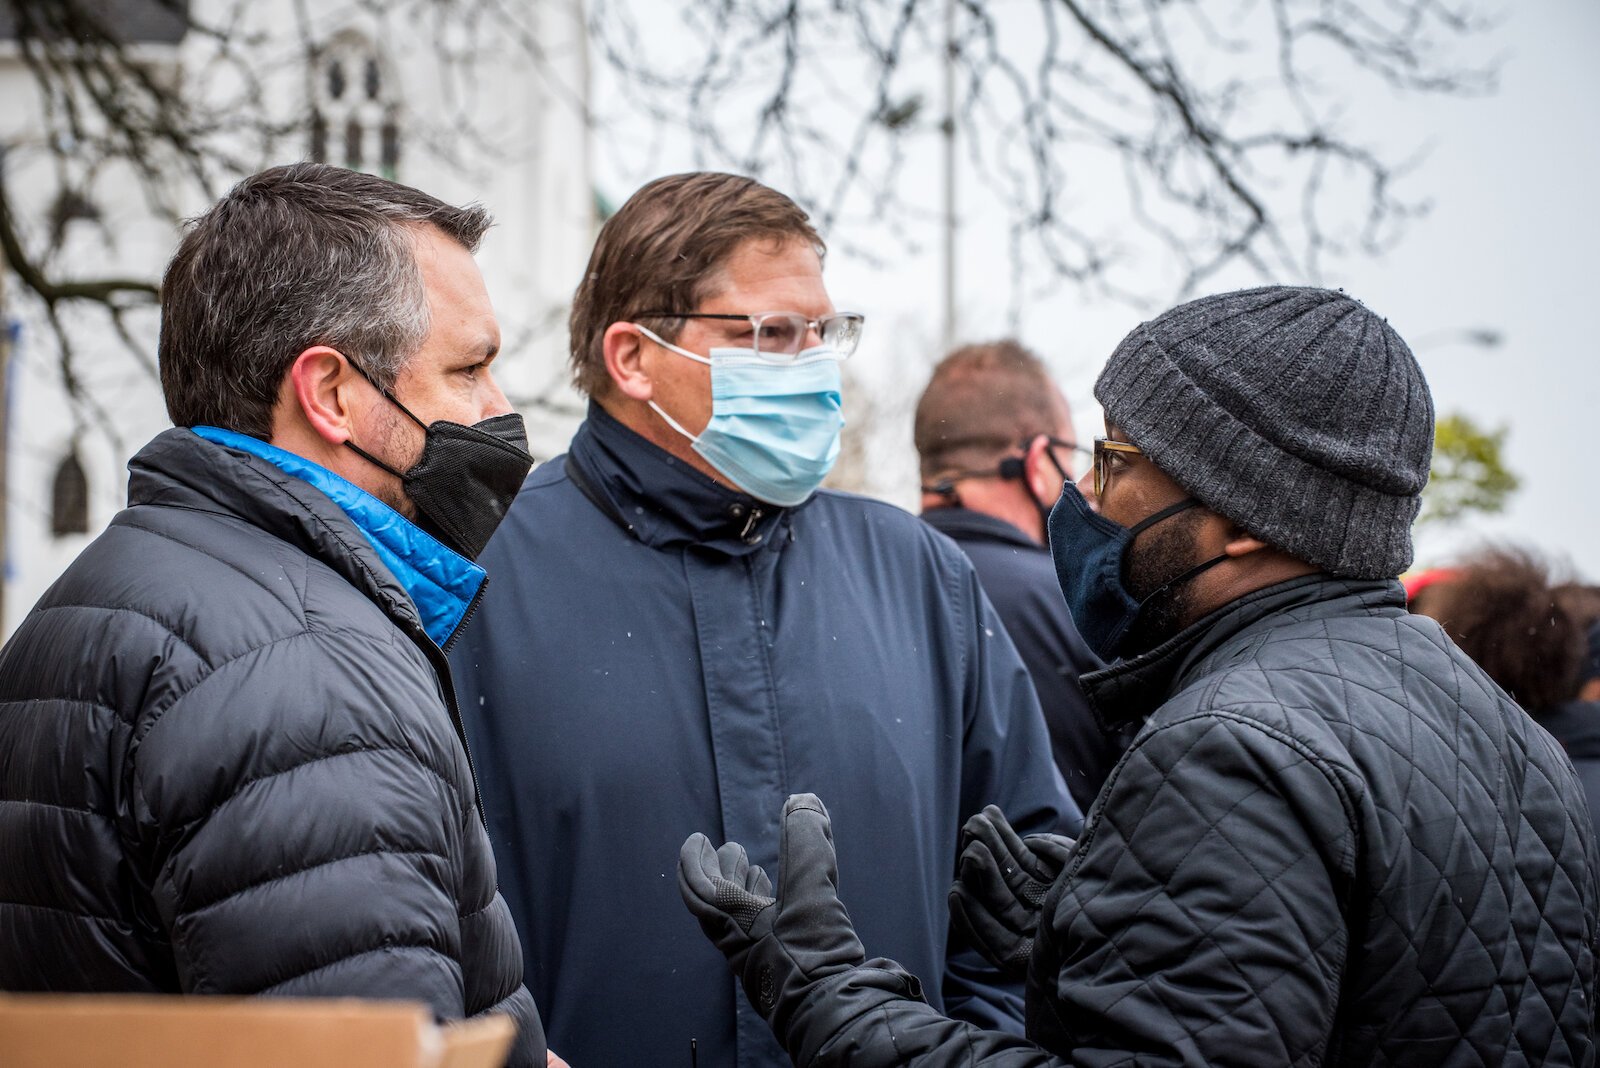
[1033,577,1599,1066]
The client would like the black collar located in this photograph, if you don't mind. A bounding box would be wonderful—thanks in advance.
[564,402,798,557]
[920,506,1039,549]
[1081,573,1407,729]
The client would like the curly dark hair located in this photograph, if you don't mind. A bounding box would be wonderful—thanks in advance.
[1415,547,1586,711]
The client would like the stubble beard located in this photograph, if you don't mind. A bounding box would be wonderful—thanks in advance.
[365,404,423,520]
[1121,508,1205,655]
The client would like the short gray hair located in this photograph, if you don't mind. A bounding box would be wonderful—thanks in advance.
[159,162,492,436]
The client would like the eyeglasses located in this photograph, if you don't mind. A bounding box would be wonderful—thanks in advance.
[1093,437,1142,498]
[1042,436,1093,483]
[631,311,865,361]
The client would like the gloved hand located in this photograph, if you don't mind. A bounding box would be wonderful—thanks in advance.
[948,805,1076,978]
[679,794,867,1034]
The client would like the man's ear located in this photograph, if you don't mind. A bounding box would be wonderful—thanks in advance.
[1222,521,1272,558]
[288,346,360,445]
[603,322,653,402]
[1023,435,1065,508]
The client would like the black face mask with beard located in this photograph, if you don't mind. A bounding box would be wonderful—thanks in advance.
[344,376,534,561]
[1121,503,1215,654]
[1048,485,1231,661]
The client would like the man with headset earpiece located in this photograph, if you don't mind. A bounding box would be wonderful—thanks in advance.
[915,340,1119,813]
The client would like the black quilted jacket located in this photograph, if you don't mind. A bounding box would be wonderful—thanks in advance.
[779,575,1600,1066]
[0,429,541,1066]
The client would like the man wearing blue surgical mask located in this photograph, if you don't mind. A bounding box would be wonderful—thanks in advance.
[449,172,1076,1068]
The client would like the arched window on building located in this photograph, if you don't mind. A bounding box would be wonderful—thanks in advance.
[50,449,90,537]
[308,34,400,179]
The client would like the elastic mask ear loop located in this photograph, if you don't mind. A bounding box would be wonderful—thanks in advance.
[1128,498,1199,537]
[922,451,1028,504]
[636,324,712,365]
[344,358,430,430]
[343,359,428,478]
[1043,449,1071,488]
[637,324,714,445]
[344,440,405,479]
[1122,496,1229,615]
[920,477,963,506]
[998,452,1057,534]
[649,399,702,445]
[1134,551,1230,610]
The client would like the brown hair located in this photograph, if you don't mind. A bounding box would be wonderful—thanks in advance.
[1555,583,1600,633]
[160,162,491,437]
[567,172,824,397]
[914,339,1068,479]
[1418,546,1586,710]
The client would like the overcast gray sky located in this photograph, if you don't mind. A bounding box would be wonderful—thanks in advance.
[1285,0,1599,578]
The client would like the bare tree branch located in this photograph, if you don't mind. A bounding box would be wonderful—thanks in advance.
[588,0,1496,306]
[0,0,1500,462]
[0,0,600,442]
[0,167,159,307]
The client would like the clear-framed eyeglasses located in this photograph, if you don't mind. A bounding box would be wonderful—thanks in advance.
[631,311,866,361]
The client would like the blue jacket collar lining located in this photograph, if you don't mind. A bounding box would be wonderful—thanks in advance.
[191,426,485,648]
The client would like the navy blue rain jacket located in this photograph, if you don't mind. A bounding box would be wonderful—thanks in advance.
[450,405,1076,1068]
[920,507,1116,811]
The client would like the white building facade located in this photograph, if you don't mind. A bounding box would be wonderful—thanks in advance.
[0,0,595,635]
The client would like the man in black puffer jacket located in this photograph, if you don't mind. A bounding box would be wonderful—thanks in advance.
[0,164,545,1066]
[678,287,1600,1065]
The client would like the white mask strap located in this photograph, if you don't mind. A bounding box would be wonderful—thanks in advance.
[649,400,700,444]
[636,324,712,365]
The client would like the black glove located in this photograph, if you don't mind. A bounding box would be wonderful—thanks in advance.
[679,794,867,1034]
[948,805,1075,977]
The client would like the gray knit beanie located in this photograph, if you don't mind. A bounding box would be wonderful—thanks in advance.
[1095,286,1433,579]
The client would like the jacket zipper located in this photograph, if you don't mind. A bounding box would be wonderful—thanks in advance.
[443,673,489,830]
[443,575,487,655]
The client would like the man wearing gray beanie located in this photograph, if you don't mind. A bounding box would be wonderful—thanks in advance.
[674,286,1600,1066]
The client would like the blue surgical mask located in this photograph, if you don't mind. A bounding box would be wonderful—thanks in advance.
[1047,480,1224,659]
[638,325,845,507]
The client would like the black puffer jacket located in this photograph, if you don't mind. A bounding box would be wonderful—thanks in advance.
[777,576,1600,1066]
[0,429,541,1066]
